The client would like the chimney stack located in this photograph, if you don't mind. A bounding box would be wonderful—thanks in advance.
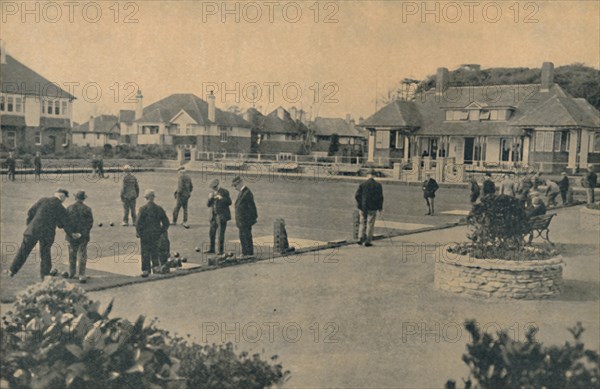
[0,39,6,64]
[277,107,285,120]
[135,90,143,120]
[290,106,297,121]
[89,116,95,132]
[435,67,449,96]
[541,62,554,91]
[207,90,216,122]
[345,114,352,124]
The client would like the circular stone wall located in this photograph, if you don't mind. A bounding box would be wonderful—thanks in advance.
[434,252,563,299]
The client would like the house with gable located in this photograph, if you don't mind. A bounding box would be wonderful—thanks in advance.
[311,115,367,159]
[132,92,252,159]
[71,115,120,147]
[244,106,310,155]
[359,62,600,174]
[0,40,75,153]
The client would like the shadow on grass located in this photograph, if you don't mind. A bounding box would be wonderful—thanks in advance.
[557,279,600,302]
[554,242,598,257]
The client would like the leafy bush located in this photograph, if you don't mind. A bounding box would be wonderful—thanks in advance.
[445,320,599,389]
[1,278,288,389]
[165,334,290,388]
[446,194,559,260]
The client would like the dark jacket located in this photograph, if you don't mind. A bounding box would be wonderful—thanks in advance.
[136,202,170,238]
[121,173,139,200]
[470,181,480,196]
[5,157,16,171]
[527,203,547,218]
[66,201,94,241]
[207,187,232,221]
[355,178,384,211]
[422,178,439,198]
[24,197,73,240]
[176,173,194,198]
[235,187,258,227]
[34,156,42,171]
[482,178,496,195]
[584,171,598,188]
[558,176,569,192]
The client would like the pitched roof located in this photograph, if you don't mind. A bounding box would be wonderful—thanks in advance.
[72,115,119,134]
[311,117,366,138]
[119,110,135,123]
[512,95,600,128]
[360,100,422,128]
[359,82,599,136]
[135,93,250,128]
[0,55,75,99]
[244,107,308,134]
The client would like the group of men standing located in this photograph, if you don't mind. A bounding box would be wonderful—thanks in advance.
[6,165,259,282]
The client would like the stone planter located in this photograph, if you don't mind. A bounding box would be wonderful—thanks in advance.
[435,250,563,299]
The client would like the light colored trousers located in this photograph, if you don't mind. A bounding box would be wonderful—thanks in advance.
[359,210,378,243]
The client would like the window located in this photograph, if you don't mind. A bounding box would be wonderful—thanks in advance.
[445,110,469,121]
[173,124,181,134]
[490,110,499,120]
[15,97,22,113]
[480,110,491,120]
[6,131,16,148]
[7,97,13,112]
[61,101,68,116]
[375,130,390,149]
[96,134,100,140]
[0,96,4,111]
[219,126,228,142]
[83,133,86,139]
[186,124,196,135]
[535,131,555,152]
[499,138,511,161]
[553,131,569,152]
[468,110,479,121]
[54,103,60,115]
[594,133,600,152]
[35,131,42,145]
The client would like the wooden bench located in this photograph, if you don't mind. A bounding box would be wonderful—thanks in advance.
[526,213,556,245]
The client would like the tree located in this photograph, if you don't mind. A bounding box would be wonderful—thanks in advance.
[414,64,600,109]
[328,134,340,156]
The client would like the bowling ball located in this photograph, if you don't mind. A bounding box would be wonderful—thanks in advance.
[49,269,58,276]
[98,223,103,227]
[173,252,180,258]
[62,271,70,279]
[195,247,200,252]
[109,222,114,227]
[181,257,188,263]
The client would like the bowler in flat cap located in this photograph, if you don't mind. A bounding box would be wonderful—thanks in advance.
[56,188,69,198]
[209,179,220,189]
[231,176,243,187]
[144,189,156,199]
[75,190,87,201]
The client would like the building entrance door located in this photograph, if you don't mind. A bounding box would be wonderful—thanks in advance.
[464,137,474,164]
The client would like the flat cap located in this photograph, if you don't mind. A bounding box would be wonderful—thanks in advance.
[56,188,69,197]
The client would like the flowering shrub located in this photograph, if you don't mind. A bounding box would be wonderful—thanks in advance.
[445,320,599,389]
[1,279,288,389]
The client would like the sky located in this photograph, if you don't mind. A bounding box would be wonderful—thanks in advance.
[1,0,599,124]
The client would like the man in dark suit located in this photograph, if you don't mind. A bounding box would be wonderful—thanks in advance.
[66,190,94,283]
[232,176,257,259]
[5,151,16,182]
[355,169,383,246]
[8,189,80,280]
[173,166,193,228]
[482,172,496,196]
[583,164,597,204]
[422,173,439,215]
[34,152,42,181]
[557,172,570,205]
[136,189,170,277]
[121,165,139,226]
[206,178,232,255]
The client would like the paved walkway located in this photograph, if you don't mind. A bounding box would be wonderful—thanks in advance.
[79,205,599,388]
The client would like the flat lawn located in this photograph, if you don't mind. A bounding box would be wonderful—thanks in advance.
[1,171,470,301]
[88,206,599,388]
